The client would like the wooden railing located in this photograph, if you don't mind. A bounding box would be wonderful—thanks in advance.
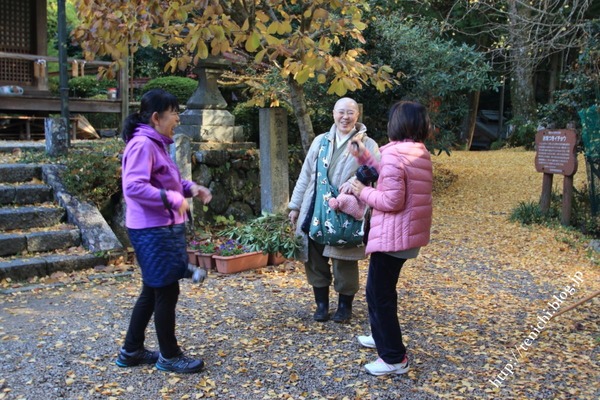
[0,52,129,127]
[0,51,125,92]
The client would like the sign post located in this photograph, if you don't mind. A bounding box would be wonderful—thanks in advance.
[534,129,578,226]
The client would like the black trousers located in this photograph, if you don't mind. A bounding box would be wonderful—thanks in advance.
[123,281,180,358]
[366,252,407,364]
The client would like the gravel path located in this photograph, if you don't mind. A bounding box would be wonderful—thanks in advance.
[0,149,598,399]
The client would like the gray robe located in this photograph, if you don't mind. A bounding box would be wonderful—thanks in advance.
[288,122,381,262]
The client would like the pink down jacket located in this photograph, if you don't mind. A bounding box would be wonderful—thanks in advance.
[357,140,433,255]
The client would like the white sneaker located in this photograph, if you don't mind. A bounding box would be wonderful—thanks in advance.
[186,264,207,284]
[191,266,207,284]
[357,334,376,348]
[364,356,409,376]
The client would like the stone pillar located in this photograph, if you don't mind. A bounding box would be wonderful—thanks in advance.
[259,108,289,213]
[170,134,192,181]
[45,117,69,157]
[170,134,193,221]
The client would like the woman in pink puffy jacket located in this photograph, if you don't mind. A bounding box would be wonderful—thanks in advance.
[349,100,433,376]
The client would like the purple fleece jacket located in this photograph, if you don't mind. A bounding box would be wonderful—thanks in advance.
[122,124,194,229]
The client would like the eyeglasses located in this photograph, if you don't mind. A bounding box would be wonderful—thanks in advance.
[334,109,357,117]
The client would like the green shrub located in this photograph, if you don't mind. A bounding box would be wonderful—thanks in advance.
[20,139,124,208]
[510,201,550,225]
[141,76,198,105]
[506,118,537,150]
[510,187,600,238]
[61,139,124,207]
[68,76,118,98]
[232,103,258,142]
[570,185,600,237]
[63,139,123,208]
[490,140,506,151]
[48,76,60,95]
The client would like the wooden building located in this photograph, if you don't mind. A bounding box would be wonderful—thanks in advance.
[0,0,127,139]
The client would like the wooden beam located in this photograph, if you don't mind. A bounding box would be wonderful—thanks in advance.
[0,96,122,113]
[0,51,113,66]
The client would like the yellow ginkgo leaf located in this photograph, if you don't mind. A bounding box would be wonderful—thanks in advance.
[254,48,267,63]
[245,31,261,52]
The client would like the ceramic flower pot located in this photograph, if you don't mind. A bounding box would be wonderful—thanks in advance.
[213,251,268,274]
[196,252,216,270]
[187,249,198,265]
[268,252,287,266]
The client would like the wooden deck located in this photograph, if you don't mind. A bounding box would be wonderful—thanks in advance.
[0,94,122,113]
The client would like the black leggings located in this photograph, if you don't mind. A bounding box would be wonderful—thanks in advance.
[123,281,180,358]
[366,252,407,364]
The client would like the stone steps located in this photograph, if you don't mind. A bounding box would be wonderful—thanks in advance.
[0,252,108,281]
[0,205,65,230]
[0,183,54,205]
[0,162,120,282]
[0,227,81,256]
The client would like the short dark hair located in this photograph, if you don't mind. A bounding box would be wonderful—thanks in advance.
[387,101,430,142]
[121,88,179,143]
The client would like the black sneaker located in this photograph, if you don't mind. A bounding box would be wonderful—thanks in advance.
[156,352,204,374]
[115,347,159,367]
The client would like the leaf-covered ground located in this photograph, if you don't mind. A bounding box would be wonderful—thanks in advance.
[0,149,598,399]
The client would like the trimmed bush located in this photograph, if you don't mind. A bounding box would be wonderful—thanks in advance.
[68,76,117,98]
[141,76,198,105]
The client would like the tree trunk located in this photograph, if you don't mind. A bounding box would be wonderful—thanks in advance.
[287,77,314,155]
[548,51,561,103]
[465,90,481,150]
[510,54,537,122]
[508,0,537,122]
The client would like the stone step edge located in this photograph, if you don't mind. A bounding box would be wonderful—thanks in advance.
[0,228,81,257]
[0,270,135,294]
[0,222,78,235]
[0,271,135,295]
[0,205,66,231]
[0,183,53,206]
[0,163,43,183]
[0,252,111,282]
[0,204,63,213]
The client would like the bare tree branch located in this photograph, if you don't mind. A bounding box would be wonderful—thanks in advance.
[444,0,592,72]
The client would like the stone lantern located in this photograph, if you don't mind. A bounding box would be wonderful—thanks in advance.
[175,56,245,145]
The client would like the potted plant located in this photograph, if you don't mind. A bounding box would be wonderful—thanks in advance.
[194,240,218,270]
[212,239,268,274]
[187,239,201,265]
[218,212,302,265]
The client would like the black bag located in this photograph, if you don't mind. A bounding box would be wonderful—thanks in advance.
[300,195,315,234]
[362,208,371,245]
[356,165,377,245]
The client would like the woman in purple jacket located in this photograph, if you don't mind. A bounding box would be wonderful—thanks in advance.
[115,89,212,374]
[349,101,433,376]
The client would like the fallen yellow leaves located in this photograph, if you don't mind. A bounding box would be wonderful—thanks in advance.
[0,149,598,399]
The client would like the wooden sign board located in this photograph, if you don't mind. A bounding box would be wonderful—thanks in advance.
[534,129,578,176]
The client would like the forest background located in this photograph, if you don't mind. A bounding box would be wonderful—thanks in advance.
[45,0,598,152]
[38,0,600,237]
